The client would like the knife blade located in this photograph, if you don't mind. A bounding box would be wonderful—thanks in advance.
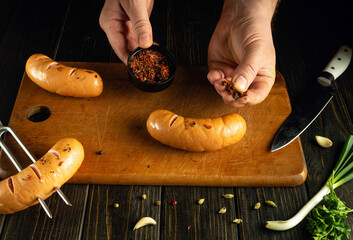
[271,45,352,152]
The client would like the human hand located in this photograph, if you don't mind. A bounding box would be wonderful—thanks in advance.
[99,0,154,64]
[207,0,278,107]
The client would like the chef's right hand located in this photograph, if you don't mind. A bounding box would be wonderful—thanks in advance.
[99,0,154,64]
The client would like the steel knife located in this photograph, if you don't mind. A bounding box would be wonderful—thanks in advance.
[271,45,352,152]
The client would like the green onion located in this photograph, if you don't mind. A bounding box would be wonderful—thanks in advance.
[266,135,353,232]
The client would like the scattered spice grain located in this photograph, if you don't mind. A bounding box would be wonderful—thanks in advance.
[219,207,227,214]
[265,200,277,208]
[222,194,234,199]
[254,202,261,210]
[233,219,243,224]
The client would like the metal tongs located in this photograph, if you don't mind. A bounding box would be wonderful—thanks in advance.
[0,121,72,218]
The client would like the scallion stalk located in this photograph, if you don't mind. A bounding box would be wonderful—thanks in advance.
[266,135,353,231]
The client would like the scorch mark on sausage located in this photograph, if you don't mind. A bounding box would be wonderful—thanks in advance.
[69,68,76,76]
[7,177,14,194]
[45,62,59,71]
[169,115,179,127]
[36,56,49,61]
[30,165,41,180]
[49,149,60,159]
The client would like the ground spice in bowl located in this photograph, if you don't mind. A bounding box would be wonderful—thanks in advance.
[129,50,171,84]
[127,45,176,92]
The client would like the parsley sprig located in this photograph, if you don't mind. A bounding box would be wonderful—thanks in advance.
[308,182,353,239]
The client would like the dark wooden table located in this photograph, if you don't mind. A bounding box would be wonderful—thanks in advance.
[1,0,353,239]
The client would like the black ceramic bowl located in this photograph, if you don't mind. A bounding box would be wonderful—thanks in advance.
[127,45,176,92]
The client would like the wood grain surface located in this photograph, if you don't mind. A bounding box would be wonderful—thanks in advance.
[2,64,306,187]
[0,0,353,239]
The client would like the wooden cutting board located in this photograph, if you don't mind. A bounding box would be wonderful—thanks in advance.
[0,62,306,187]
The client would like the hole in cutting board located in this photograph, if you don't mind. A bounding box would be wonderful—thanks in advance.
[25,105,51,122]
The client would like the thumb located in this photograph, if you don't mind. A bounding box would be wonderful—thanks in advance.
[126,2,153,48]
[231,46,262,93]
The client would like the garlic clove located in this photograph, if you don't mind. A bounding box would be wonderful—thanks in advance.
[133,217,157,230]
[315,136,333,148]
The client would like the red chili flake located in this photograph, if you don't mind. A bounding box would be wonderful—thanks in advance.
[172,200,177,206]
[22,175,32,181]
[63,147,71,152]
[204,124,212,129]
[58,161,64,166]
[40,157,47,165]
[50,171,55,173]
[129,50,171,84]
[147,165,151,168]
[95,75,97,78]
[191,158,198,162]
[187,226,191,231]
[190,121,196,127]
[57,67,64,71]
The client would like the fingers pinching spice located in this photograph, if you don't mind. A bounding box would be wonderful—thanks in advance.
[223,79,247,100]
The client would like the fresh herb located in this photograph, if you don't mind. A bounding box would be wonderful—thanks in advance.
[266,135,353,233]
[307,183,352,239]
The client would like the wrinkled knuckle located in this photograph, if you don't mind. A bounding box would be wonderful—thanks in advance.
[133,19,151,33]
[244,64,257,80]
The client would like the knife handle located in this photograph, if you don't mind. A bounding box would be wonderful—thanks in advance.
[317,45,352,86]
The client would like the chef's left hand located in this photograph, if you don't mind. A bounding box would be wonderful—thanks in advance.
[207,0,278,107]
